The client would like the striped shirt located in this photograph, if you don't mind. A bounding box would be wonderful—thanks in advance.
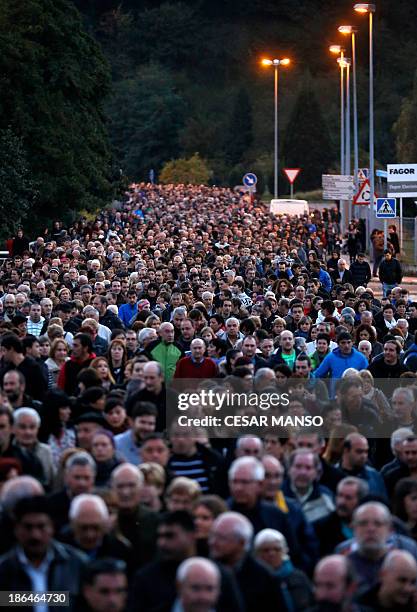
[168,453,210,492]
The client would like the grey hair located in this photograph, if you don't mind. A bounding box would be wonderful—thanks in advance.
[391,427,414,454]
[337,476,369,500]
[176,557,220,585]
[172,307,187,317]
[397,318,409,328]
[138,328,156,344]
[254,529,289,560]
[392,387,415,405]
[254,368,276,384]
[228,456,265,482]
[225,317,240,326]
[214,512,254,550]
[236,435,263,451]
[0,476,44,514]
[69,493,109,522]
[353,501,391,526]
[111,463,144,486]
[13,407,41,428]
[66,451,96,474]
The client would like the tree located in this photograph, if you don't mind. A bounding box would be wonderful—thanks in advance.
[394,69,417,162]
[105,63,186,179]
[0,128,36,238]
[0,0,114,227]
[159,153,212,185]
[224,87,253,166]
[282,84,335,192]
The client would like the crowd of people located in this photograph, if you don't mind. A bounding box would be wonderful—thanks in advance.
[0,183,415,611]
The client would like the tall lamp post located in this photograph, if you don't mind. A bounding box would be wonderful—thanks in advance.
[261,57,291,199]
[338,25,359,199]
[354,3,376,247]
[329,45,347,232]
[339,56,352,222]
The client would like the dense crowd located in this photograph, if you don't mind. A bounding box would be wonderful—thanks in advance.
[0,183,416,611]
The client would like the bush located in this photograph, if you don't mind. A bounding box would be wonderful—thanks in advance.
[159,153,212,185]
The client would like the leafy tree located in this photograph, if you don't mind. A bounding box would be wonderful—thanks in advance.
[0,128,36,238]
[0,0,114,228]
[159,153,212,185]
[105,63,186,179]
[224,88,253,166]
[394,69,417,162]
[282,83,335,192]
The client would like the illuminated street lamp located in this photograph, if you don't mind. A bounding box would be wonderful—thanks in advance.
[261,58,291,198]
[339,25,359,194]
[329,45,345,177]
[354,3,376,244]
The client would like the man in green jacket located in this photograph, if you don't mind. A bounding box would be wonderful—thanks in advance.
[145,322,184,383]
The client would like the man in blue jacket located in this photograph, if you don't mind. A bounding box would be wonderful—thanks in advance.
[313,331,368,397]
[337,432,387,500]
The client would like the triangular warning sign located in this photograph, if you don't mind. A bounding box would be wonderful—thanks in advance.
[378,200,394,215]
[353,179,377,205]
[283,168,301,184]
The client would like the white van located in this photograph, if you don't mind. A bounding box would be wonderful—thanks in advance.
[270,199,309,216]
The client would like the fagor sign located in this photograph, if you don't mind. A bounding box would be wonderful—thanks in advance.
[387,164,417,198]
[389,168,415,175]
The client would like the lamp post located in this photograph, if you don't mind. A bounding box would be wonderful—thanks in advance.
[339,56,352,223]
[330,45,347,232]
[338,25,359,199]
[354,3,376,247]
[261,58,291,199]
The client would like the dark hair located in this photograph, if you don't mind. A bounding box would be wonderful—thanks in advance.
[81,558,127,586]
[77,368,102,389]
[316,332,330,345]
[22,335,39,351]
[14,495,52,522]
[159,510,195,532]
[0,333,23,354]
[393,478,417,522]
[74,333,93,352]
[39,389,72,440]
[132,401,157,419]
[141,432,168,446]
[354,324,377,344]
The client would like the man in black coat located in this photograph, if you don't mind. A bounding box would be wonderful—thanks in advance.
[209,511,286,612]
[350,253,372,287]
[378,249,403,296]
[128,511,243,612]
[330,258,354,286]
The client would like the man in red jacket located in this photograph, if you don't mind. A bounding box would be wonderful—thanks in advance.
[174,339,218,379]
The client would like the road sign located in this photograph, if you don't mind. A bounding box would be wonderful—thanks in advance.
[283,168,300,184]
[358,168,369,182]
[242,173,258,188]
[387,163,417,197]
[322,174,355,200]
[353,179,377,206]
[376,169,388,178]
[376,198,396,218]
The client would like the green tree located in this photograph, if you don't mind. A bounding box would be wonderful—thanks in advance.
[224,87,253,166]
[106,63,186,179]
[0,128,36,238]
[0,0,114,227]
[282,84,335,192]
[159,153,212,185]
[394,70,417,162]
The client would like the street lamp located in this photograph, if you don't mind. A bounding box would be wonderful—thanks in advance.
[339,57,352,223]
[261,57,291,199]
[329,45,345,178]
[354,3,376,245]
[338,25,359,196]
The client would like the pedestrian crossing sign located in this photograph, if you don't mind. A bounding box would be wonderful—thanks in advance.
[376,198,396,218]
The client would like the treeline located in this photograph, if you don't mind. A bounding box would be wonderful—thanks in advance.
[0,0,416,236]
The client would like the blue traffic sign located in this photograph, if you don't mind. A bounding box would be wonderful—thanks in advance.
[243,173,258,188]
[376,198,396,218]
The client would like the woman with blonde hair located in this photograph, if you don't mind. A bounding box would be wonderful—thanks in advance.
[90,356,116,391]
[359,370,392,420]
[165,477,201,513]
[45,339,69,386]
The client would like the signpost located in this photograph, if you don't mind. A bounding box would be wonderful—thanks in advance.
[322,174,355,200]
[242,173,257,203]
[283,168,301,198]
[376,197,396,249]
[387,163,417,252]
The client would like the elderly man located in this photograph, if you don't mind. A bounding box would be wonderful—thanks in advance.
[47,451,96,532]
[356,550,417,611]
[13,407,55,491]
[311,555,356,611]
[209,512,284,612]
[384,434,417,497]
[174,338,218,379]
[111,463,158,568]
[282,449,335,524]
[145,322,184,382]
[175,557,221,612]
[235,435,264,458]
[59,494,133,571]
[228,456,298,559]
[218,317,244,350]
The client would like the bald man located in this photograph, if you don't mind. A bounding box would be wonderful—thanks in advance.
[175,557,221,612]
[339,432,387,499]
[145,322,184,382]
[313,554,355,608]
[356,550,417,610]
[174,338,218,379]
